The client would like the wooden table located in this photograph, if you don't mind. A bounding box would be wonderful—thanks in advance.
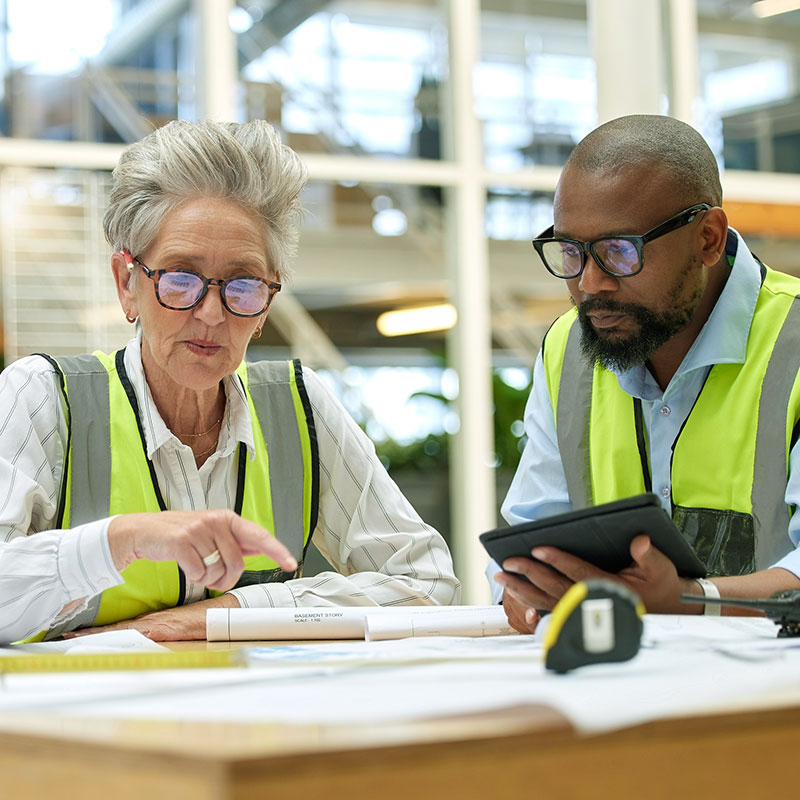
[1,640,798,800]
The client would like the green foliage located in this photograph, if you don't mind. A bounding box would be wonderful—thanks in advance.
[374,370,531,473]
[375,433,448,472]
[490,371,532,468]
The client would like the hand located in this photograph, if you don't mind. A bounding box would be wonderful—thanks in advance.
[501,591,541,634]
[495,534,698,625]
[614,534,698,613]
[64,594,240,641]
[494,548,577,633]
[108,509,297,593]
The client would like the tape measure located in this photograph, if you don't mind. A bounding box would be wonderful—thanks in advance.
[542,579,645,674]
[0,649,244,674]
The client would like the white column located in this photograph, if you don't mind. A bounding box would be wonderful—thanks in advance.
[194,0,237,121]
[445,0,496,605]
[667,0,699,123]
[588,0,663,123]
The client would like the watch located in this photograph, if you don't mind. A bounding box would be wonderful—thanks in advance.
[695,577,721,616]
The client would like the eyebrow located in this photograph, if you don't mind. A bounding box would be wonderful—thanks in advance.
[553,226,641,240]
[155,254,267,273]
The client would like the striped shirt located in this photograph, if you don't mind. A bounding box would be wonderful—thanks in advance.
[0,336,459,642]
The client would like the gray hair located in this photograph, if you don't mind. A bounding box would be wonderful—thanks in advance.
[103,119,308,281]
[565,115,723,207]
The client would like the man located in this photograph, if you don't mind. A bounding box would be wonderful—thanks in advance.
[493,114,800,633]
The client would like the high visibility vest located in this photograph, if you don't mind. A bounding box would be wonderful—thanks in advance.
[38,348,319,638]
[542,265,800,576]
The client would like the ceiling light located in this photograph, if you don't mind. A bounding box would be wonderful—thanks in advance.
[377,304,457,337]
[751,0,800,17]
[372,208,408,237]
[229,7,254,33]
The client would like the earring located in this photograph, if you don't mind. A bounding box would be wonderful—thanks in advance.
[252,326,262,339]
[125,313,137,324]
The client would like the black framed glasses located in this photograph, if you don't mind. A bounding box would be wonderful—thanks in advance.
[128,253,281,317]
[531,203,712,279]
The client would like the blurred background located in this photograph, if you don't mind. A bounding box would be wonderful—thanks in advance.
[1,0,798,601]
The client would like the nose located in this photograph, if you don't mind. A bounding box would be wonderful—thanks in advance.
[193,284,226,325]
[576,253,619,295]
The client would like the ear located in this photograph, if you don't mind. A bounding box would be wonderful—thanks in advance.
[111,250,139,320]
[698,207,729,268]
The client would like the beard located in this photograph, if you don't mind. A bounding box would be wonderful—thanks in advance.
[576,259,703,372]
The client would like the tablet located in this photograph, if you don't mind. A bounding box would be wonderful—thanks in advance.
[480,493,707,579]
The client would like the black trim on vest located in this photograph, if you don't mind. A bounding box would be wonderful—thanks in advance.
[667,367,713,514]
[632,398,652,493]
[293,358,320,554]
[539,316,561,362]
[115,349,186,606]
[115,350,167,511]
[234,442,246,515]
[35,353,71,530]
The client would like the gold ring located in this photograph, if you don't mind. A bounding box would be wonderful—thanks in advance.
[202,549,221,567]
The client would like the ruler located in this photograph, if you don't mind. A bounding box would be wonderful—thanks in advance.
[0,649,245,674]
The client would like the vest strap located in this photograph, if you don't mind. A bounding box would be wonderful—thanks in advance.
[244,360,307,564]
[46,354,112,527]
[556,321,593,508]
[753,294,800,568]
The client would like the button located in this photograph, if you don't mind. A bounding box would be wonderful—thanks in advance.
[660,405,671,416]
[660,486,671,499]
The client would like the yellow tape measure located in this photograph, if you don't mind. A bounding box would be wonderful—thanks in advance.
[0,649,244,674]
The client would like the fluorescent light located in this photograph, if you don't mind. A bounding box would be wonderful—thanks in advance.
[752,0,800,17]
[377,304,457,337]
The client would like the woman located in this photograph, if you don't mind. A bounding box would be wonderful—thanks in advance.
[0,119,460,643]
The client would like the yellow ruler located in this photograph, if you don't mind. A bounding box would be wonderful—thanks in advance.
[0,649,245,674]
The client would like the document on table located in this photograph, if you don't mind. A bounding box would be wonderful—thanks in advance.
[0,630,169,655]
[4,617,800,737]
[206,605,516,641]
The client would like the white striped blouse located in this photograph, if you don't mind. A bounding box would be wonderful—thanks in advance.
[0,336,460,642]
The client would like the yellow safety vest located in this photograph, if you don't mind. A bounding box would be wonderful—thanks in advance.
[35,347,318,638]
[542,264,800,576]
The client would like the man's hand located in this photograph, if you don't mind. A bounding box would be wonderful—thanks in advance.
[495,534,698,632]
[494,549,576,633]
[64,593,241,641]
[108,509,298,593]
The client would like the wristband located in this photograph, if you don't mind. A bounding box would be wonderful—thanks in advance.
[695,578,721,615]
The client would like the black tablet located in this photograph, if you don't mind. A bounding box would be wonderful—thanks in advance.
[480,493,707,579]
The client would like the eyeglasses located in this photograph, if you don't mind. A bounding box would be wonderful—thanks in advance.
[531,203,711,279]
[126,252,281,317]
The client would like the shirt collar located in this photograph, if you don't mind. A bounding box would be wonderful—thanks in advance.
[121,330,257,461]
[617,227,761,399]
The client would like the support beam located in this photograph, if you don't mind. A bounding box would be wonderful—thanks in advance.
[194,0,237,121]
[445,0,496,605]
[667,0,699,124]
[588,0,662,122]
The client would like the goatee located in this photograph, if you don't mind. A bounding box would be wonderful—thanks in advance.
[576,297,697,372]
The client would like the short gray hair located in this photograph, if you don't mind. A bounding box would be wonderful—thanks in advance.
[565,114,723,207]
[103,119,308,280]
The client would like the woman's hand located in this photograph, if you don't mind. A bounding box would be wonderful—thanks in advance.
[65,593,240,641]
[108,509,297,593]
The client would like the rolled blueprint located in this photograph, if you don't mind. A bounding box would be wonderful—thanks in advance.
[207,607,368,641]
[364,606,516,641]
[206,605,506,642]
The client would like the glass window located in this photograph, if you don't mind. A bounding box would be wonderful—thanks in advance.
[699,20,800,174]
[479,5,596,171]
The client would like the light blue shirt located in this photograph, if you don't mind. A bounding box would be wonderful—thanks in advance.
[490,230,800,602]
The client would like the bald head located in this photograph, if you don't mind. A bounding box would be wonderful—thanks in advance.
[565,115,722,208]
